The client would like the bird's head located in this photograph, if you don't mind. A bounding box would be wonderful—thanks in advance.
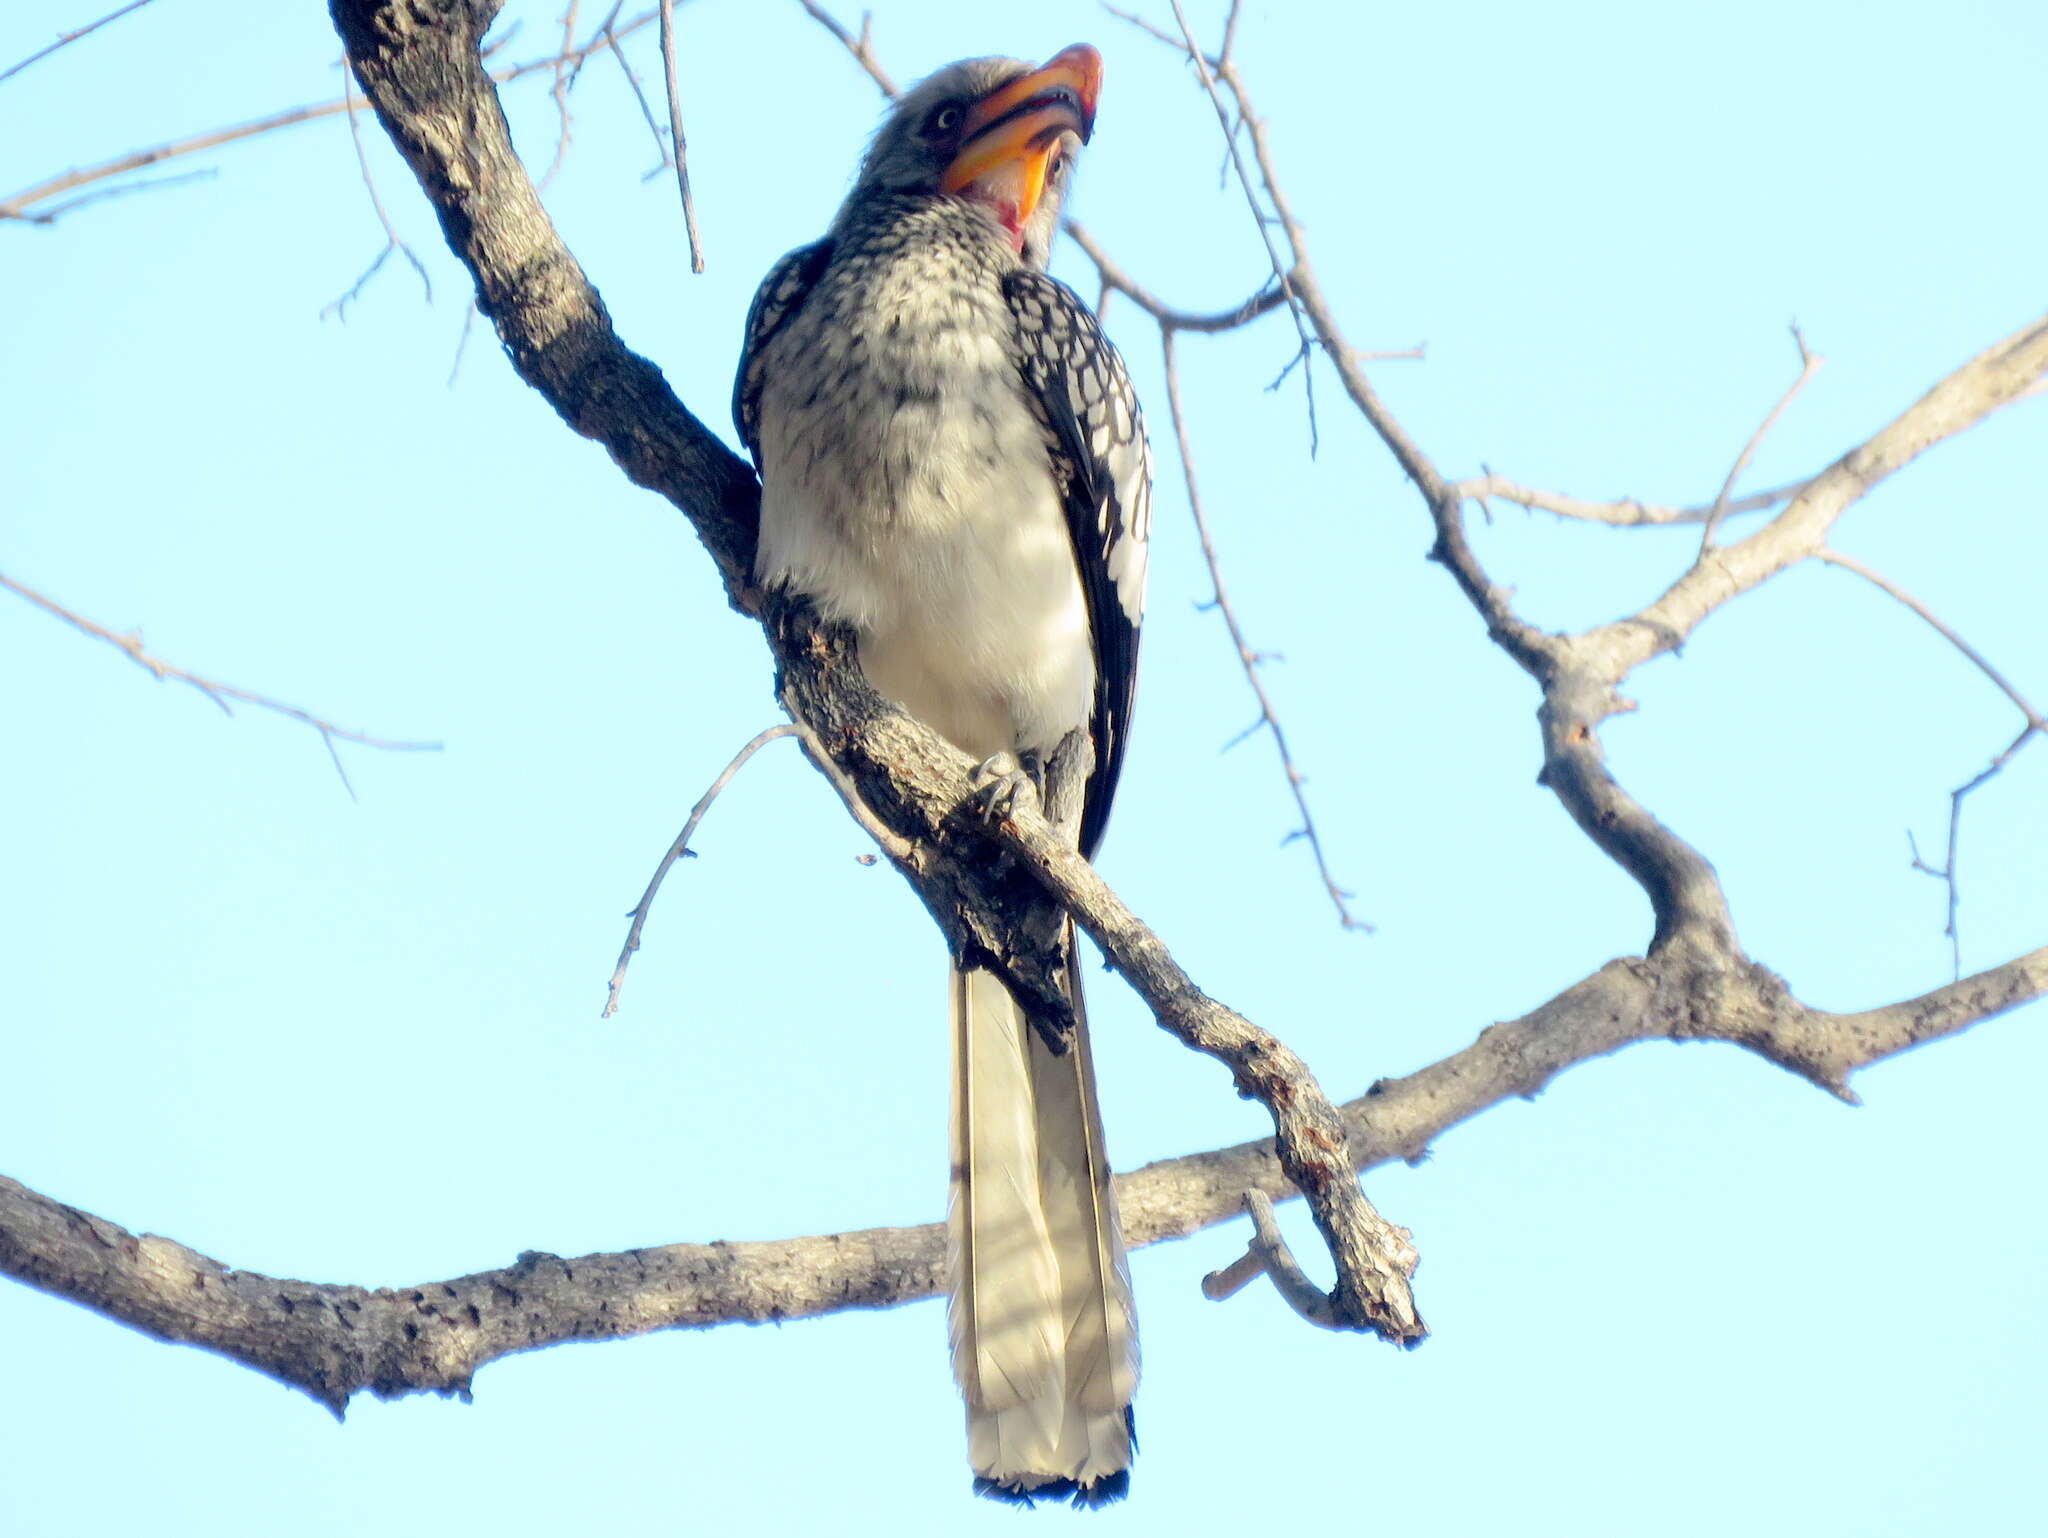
[848,45,1103,265]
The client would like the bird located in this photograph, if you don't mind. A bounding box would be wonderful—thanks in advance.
[733,45,1151,1506]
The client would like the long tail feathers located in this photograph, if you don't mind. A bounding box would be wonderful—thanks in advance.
[948,944,1138,1507]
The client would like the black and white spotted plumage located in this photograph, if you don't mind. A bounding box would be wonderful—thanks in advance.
[1000,268,1150,859]
[735,245,1149,858]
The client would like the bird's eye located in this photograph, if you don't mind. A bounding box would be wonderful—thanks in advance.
[921,103,964,138]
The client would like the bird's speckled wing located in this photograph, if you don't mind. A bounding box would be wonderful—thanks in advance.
[1003,270,1152,860]
[733,238,835,466]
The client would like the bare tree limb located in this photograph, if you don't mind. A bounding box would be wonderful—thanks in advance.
[1200,1188,1382,1329]
[7,936,2040,1407]
[1453,470,1811,528]
[0,0,157,88]
[1699,323,1824,551]
[1817,547,2047,977]
[1064,220,1286,334]
[1,572,442,792]
[0,9,659,226]
[1161,328,1366,931]
[324,62,434,319]
[1157,0,1320,448]
[1815,548,2044,743]
[656,0,705,272]
[604,723,799,1017]
[16,166,220,223]
[539,1,582,188]
[1126,3,2048,967]
[601,6,672,181]
[794,0,899,97]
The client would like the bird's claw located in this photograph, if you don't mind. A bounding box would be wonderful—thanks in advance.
[971,751,1045,828]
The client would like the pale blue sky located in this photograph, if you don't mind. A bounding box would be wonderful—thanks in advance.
[3,1,2043,1533]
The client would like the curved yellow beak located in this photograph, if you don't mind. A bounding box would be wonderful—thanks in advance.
[940,44,1103,233]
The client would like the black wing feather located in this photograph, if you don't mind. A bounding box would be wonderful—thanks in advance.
[1002,271,1152,861]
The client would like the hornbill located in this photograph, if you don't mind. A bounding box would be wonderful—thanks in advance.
[733,45,1152,1506]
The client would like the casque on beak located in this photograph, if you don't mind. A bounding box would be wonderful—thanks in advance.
[940,44,1102,240]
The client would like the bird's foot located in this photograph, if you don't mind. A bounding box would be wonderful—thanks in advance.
[970,750,1045,828]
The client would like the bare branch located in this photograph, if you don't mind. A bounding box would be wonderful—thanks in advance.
[1162,329,1367,931]
[539,2,582,188]
[1817,548,2043,735]
[1,573,442,779]
[1159,0,1320,448]
[1454,470,1812,528]
[8,935,2041,1405]
[604,724,799,1017]
[656,0,705,272]
[1818,547,2047,976]
[1582,314,2048,679]
[18,166,219,223]
[1101,4,1187,55]
[0,0,157,88]
[446,300,480,387]
[1699,324,1824,551]
[794,0,899,98]
[1199,1188,1399,1330]
[1,10,659,226]
[1065,219,1286,334]
[602,8,672,180]
[1145,24,2048,970]
[324,63,433,320]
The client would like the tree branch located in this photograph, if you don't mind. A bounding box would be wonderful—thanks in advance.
[0,7,659,226]
[1,570,441,793]
[603,723,799,1017]
[655,0,705,272]
[1452,470,1811,528]
[7,937,2039,1407]
[0,0,158,89]
[1159,327,1366,931]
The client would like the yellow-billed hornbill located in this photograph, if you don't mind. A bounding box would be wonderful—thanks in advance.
[735,45,1151,1506]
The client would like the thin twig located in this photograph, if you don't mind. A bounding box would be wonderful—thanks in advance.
[1456,470,1812,528]
[1699,324,1824,552]
[603,11,671,179]
[447,302,479,388]
[1,573,441,794]
[657,0,705,272]
[794,0,899,97]
[1065,219,1287,334]
[1817,549,2045,732]
[1200,1188,1399,1329]
[564,3,613,87]
[1218,0,1247,62]
[1146,0,1321,451]
[1101,3,1184,52]
[603,724,799,1017]
[1817,546,2047,977]
[1,11,659,225]
[24,166,218,223]
[1162,330,1367,930]
[0,0,156,88]
[324,62,433,320]
[539,1,582,188]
